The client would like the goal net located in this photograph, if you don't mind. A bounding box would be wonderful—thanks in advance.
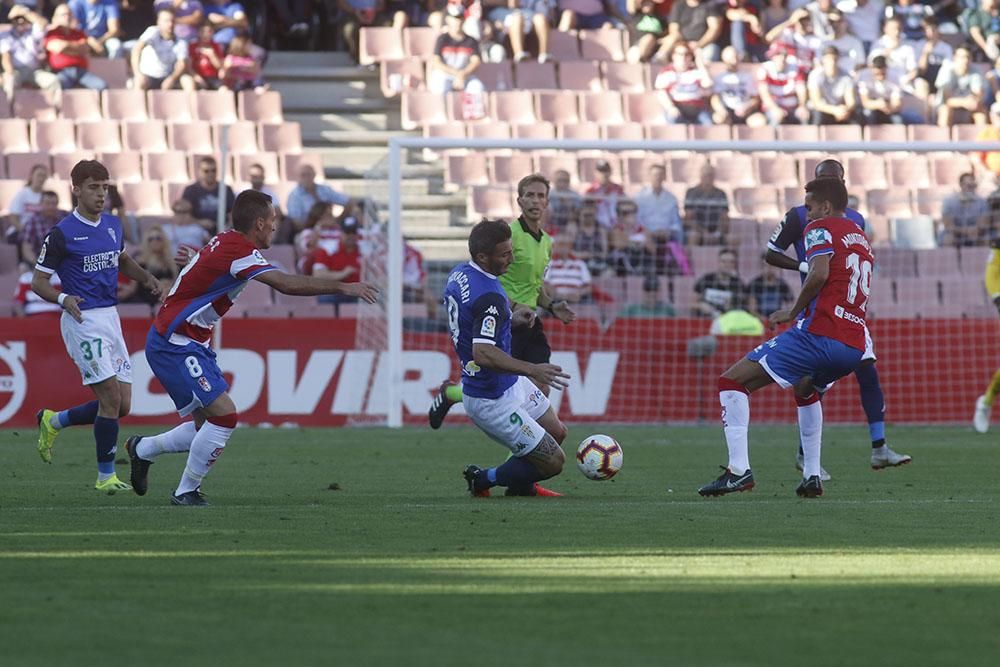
[364,137,1000,427]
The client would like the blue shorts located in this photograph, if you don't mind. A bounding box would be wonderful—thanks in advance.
[145,328,229,416]
[746,325,863,390]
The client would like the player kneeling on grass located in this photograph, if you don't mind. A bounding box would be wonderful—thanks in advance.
[446,219,571,497]
[126,190,378,506]
[699,178,872,499]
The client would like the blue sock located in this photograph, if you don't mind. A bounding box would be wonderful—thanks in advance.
[491,456,541,489]
[56,400,100,429]
[94,416,118,476]
[854,364,887,447]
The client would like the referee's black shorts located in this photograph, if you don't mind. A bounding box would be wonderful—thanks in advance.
[512,316,551,364]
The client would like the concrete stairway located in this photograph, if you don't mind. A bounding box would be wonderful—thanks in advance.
[264,51,471,261]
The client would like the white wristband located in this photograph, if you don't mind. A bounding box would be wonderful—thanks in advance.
[798,261,809,274]
[57,293,67,306]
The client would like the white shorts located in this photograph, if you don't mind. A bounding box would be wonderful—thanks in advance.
[463,376,551,457]
[862,325,876,362]
[59,306,132,386]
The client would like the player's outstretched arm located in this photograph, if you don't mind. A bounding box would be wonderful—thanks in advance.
[472,343,570,390]
[764,248,804,273]
[31,269,84,322]
[254,270,379,303]
[770,254,830,326]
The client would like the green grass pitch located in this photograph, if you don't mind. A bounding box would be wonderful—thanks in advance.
[1,423,997,666]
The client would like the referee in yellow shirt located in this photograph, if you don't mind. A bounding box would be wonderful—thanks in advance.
[974,236,1000,432]
[429,173,576,428]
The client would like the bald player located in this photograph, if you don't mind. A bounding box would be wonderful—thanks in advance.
[765,158,912,478]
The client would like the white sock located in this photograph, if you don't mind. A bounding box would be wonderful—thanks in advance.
[175,422,234,495]
[721,389,750,475]
[798,400,823,478]
[136,422,197,460]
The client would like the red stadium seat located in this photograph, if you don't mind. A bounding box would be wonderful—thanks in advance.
[13,89,58,120]
[5,153,50,181]
[960,246,992,274]
[512,122,555,139]
[143,150,190,182]
[423,123,465,139]
[579,155,621,183]
[103,89,148,122]
[867,188,913,217]
[819,125,863,142]
[403,27,437,60]
[603,123,644,141]
[535,154,580,185]
[622,92,665,125]
[0,179,25,214]
[380,60,425,97]
[52,152,95,180]
[733,126,776,141]
[776,125,820,142]
[281,153,324,183]
[940,277,988,309]
[558,122,601,139]
[0,119,30,153]
[32,119,77,153]
[873,247,916,277]
[846,155,888,189]
[952,124,981,141]
[215,120,259,154]
[259,122,302,154]
[558,61,602,91]
[886,154,931,187]
[729,217,761,246]
[120,180,167,215]
[168,121,214,154]
[194,90,238,123]
[623,155,664,188]
[908,124,950,142]
[475,62,514,91]
[709,154,755,188]
[61,89,103,122]
[237,90,283,123]
[578,92,623,124]
[688,125,731,141]
[468,185,514,218]
[579,28,625,61]
[915,248,960,276]
[601,62,647,92]
[77,120,122,153]
[547,30,581,61]
[359,27,404,65]
[514,61,558,89]
[98,152,142,183]
[123,120,168,152]
[931,155,973,186]
[490,154,534,184]
[492,91,536,125]
[147,90,193,122]
[669,155,709,185]
[400,91,446,130]
[733,186,780,219]
[863,124,907,142]
[913,186,946,218]
[754,155,799,188]
[89,58,129,88]
[468,121,511,139]
[535,91,579,125]
[646,125,688,140]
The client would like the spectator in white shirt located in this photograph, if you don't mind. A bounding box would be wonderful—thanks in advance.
[835,0,883,52]
[0,5,60,99]
[544,234,593,303]
[286,163,355,228]
[634,164,684,243]
[711,45,766,126]
[808,45,857,124]
[131,8,195,91]
[858,55,906,124]
[824,10,865,71]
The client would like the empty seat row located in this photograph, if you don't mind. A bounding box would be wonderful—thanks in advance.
[362,26,631,66]
[4,88,284,125]
[0,119,301,158]
[443,151,978,193]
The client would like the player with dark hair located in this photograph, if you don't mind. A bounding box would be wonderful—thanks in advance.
[700,178,874,498]
[32,160,163,493]
[125,190,378,505]
[445,219,571,497]
[764,158,911,477]
[429,173,576,423]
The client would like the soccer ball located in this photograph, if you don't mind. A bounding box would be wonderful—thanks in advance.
[575,434,623,480]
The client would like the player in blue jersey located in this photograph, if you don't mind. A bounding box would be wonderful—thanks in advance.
[446,219,571,497]
[765,158,911,477]
[31,160,164,493]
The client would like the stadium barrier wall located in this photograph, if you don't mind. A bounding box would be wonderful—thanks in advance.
[1,316,995,427]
